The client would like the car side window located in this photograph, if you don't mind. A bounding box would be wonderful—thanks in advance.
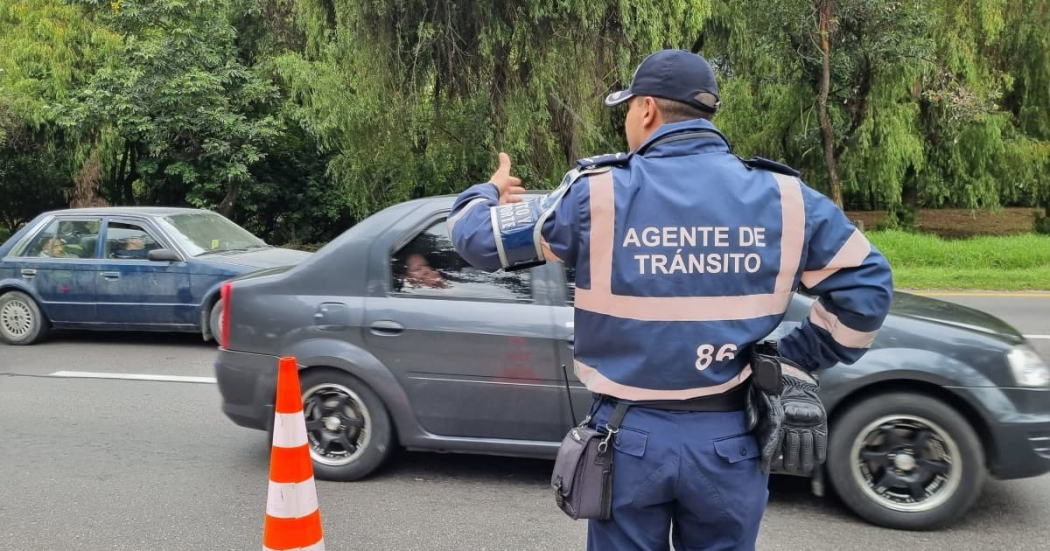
[20,219,102,259]
[390,220,533,303]
[105,222,162,260]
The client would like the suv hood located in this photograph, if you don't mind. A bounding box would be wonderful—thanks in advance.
[890,291,1024,343]
[197,247,312,269]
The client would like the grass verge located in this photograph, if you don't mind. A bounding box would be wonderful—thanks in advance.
[888,267,1050,291]
[866,231,1050,291]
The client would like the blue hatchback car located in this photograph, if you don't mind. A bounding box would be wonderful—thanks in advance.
[0,207,311,345]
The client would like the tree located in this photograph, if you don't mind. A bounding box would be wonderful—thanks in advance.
[995,0,1050,232]
[58,0,283,215]
[3,0,1050,242]
[272,0,714,219]
[708,0,933,210]
[0,0,121,225]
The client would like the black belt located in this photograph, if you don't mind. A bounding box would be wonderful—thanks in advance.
[600,381,749,412]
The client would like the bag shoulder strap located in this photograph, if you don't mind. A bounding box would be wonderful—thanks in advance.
[605,402,630,432]
[597,402,631,454]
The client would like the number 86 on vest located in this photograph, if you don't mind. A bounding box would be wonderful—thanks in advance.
[696,343,737,370]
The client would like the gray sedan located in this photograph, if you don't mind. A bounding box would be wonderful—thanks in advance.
[214,194,1050,531]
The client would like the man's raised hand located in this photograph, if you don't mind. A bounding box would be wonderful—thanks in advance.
[490,152,527,204]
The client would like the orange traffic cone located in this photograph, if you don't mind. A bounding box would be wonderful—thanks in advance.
[263,357,325,551]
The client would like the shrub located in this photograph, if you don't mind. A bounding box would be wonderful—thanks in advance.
[1034,211,1050,236]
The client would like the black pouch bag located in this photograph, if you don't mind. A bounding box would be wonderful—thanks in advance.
[550,402,629,520]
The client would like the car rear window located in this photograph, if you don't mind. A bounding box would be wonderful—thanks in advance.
[390,220,532,303]
[18,219,102,259]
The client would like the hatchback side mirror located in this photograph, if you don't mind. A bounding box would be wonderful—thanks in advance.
[148,249,181,262]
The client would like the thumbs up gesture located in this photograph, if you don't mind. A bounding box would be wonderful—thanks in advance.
[490,152,527,204]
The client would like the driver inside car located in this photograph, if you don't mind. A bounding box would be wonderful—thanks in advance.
[113,236,151,260]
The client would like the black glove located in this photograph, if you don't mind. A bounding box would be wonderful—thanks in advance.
[773,359,828,475]
[747,344,828,477]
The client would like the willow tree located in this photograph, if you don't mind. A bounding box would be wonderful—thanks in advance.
[273,0,713,218]
[0,0,121,225]
[705,0,933,211]
[995,0,1050,231]
[910,0,1006,217]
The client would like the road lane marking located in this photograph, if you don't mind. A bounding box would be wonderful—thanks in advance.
[1024,335,1050,340]
[49,371,217,384]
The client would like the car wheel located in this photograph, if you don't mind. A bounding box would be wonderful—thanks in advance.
[826,392,985,530]
[296,369,395,481]
[0,291,50,345]
[208,300,223,343]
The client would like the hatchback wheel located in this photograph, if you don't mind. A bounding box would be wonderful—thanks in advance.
[296,369,395,481]
[0,291,50,345]
[827,392,985,530]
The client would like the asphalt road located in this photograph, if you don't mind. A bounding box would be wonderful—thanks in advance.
[1,294,1048,551]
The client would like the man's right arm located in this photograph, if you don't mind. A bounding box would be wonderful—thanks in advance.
[777,184,894,372]
[448,168,591,272]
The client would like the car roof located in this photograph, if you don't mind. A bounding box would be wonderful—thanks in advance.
[392,189,550,209]
[41,207,211,217]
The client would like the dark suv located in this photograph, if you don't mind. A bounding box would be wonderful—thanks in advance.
[214,195,1050,530]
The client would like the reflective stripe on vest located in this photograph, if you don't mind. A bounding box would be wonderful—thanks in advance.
[574,359,753,401]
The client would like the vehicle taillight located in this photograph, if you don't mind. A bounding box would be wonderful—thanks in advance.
[220,281,232,349]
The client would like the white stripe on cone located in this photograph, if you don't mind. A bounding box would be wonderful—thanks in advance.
[266,478,320,519]
[271,412,308,448]
[264,542,326,551]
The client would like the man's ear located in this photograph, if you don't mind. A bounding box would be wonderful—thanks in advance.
[642,97,662,129]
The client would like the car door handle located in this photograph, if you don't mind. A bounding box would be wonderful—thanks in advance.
[20,269,36,278]
[101,271,121,280]
[566,334,575,350]
[369,320,404,336]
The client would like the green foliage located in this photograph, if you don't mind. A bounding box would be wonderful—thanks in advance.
[54,0,284,213]
[1035,212,1050,235]
[707,0,934,207]
[876,207,918,232]
[0,0,121,226]
[1,0,1049,244]
[0,140,72,229]
[274,0,713,219]
[0,0,121,125]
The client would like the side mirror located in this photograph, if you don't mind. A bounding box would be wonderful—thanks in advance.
[148,249,181,262]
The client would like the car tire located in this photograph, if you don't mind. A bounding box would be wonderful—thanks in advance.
[207,300,223,343]
[826,392,985,530]
[294,368,396,482]
[0,291,50,345]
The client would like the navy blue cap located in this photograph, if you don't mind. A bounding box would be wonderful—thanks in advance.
[604,49,720,112]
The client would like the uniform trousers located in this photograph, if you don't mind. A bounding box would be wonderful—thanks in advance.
[585,398,769,551]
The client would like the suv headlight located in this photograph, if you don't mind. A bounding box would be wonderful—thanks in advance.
[1007,345,1050,387]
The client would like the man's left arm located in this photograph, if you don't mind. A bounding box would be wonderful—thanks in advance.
[777,185,894,372]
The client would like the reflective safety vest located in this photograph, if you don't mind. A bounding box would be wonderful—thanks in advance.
[449,119,893,401]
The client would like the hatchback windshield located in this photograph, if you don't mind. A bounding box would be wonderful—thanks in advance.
[158,212,268,256]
